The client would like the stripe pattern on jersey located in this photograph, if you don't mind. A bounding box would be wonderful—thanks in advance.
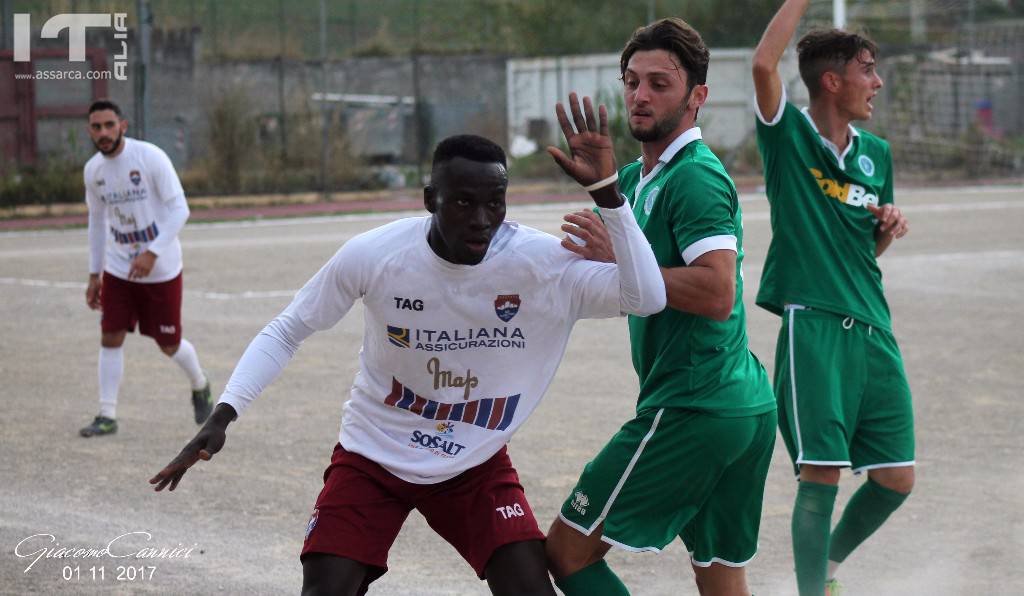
[384,377,519,431]
[111,222,159,244]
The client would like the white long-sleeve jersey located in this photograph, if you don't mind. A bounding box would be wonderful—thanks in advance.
[220,204,665,483]
[84,138,189,282]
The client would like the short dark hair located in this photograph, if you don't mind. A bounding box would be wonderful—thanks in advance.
[797,29,879,98]
[431,134,507,171]
[620,17,709,92]
[88,99,123,117]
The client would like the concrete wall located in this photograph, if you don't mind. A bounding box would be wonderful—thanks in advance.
[506,48,807,153]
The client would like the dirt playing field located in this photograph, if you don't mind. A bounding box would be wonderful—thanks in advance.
[1,185,1022,594]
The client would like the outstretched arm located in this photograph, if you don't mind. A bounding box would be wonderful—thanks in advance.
[561,211,736,321]
[149,311,314,491]
[549,93,665,316]
[752,0,809,122]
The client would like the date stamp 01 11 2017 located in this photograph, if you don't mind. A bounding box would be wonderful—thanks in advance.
[13,531,201,584]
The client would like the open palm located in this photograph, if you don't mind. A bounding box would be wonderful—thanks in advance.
[547,92,617,186]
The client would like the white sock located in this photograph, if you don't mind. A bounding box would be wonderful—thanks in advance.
[170,338,207,390]
[98,346,123,419]
[827,560,841,580]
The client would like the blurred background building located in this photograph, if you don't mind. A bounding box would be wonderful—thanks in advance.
[2,0,1022,206]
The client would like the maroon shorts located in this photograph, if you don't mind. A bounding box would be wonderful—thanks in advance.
[100,271,183,347]
[300,444,544,583]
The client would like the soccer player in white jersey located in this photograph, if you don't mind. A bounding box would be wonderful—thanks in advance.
[150,96,667,594]
[80,100,212,438]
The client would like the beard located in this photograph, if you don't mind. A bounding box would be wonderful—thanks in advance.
[93,131,124,155]
[627,89,692,144]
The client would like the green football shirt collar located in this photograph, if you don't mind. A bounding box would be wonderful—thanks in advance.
[799,107,860,172]
[634,126,703,202]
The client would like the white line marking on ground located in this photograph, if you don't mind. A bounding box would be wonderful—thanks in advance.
[0,277,295,300]
[5,250,1019,301]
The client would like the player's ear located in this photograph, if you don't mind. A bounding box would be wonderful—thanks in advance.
[424,185,437,213]
[822,70,842,95]
[689,84,708,110]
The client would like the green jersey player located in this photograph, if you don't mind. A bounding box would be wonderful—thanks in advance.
[545,19,776,596]
[753,1,914,594]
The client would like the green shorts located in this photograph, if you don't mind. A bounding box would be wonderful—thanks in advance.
[774,306,915,475]
[558,407,777,567]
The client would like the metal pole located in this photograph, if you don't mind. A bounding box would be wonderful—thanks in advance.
[910,0,926,44]
[647,0,655,24]
[319,0,329,197]
[278,0,287,161]
[412,0,424,184]
[135,0,151,140]
[833,0,846,29]
[1,0,12,50]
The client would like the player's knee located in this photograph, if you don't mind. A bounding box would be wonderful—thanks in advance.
[101,331,126,348]
[799,464,841,485]
[871,466,915,495]
[300,553,367,596]
[486,541,554,596]
[544,522,599,578]
[159,343,179,357]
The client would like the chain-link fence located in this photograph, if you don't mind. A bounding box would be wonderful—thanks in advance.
[3,1,1022,205]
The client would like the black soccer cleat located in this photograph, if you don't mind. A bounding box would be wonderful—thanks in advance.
[192,376,213,425]
[80,415,118,437]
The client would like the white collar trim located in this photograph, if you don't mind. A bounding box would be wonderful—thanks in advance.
[800,108,859,170]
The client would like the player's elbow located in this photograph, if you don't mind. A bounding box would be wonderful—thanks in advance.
[751,55,776,80]
[624,288,667,317]
[707,283,735,322]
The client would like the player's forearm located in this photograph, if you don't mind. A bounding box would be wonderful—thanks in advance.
[753,0,809,74]
[874,227,895,257]
[600,203,667,316]
[660,266,735,321]
[146,198,190,256]
[87,207,106,273]
[218,311,314,417]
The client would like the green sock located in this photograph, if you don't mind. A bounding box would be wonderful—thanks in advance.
[554,559,629,596]
[792,481,838,596]
[829,478,909,563]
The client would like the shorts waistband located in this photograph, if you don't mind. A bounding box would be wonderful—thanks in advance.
[784,304,875,334]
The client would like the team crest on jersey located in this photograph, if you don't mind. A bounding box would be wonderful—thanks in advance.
[129,170,142,186]
[304,508,319,541]
[643,186,660,215]
[387,325,410,348]
[436,421,454,435]
[858,155,875,176]
[494,294,520,322]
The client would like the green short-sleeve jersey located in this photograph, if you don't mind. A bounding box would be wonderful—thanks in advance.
[620,134,774,417]
[755,101,894,330]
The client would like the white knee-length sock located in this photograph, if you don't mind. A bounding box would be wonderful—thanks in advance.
[98,346,124,418]
[171,338,207,390]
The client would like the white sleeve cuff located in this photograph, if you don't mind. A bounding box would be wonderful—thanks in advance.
[753,84,787,126]
[682,235,737,265]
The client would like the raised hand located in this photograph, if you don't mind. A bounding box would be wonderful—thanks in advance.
[547,92,617,187]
